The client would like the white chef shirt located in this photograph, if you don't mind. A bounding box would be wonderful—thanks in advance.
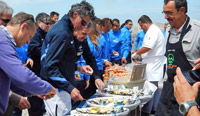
[141,24,167,81]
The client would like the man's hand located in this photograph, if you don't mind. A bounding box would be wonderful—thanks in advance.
[104,60,112,67]
[70,88,83,101]
[25,59,34,68]
[37,86,56,100]
[193,58,200,70]
[78,65,93,75]
[18,97,31,110]
[121,57,127,64]
[131,53,139,60]
[95,79,105,90]
[85,80,90,89]
[173,67,200,104]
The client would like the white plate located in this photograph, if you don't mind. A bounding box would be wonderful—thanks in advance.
[70,107,129,116]
[86,96,140,110]
[96,90,153,105]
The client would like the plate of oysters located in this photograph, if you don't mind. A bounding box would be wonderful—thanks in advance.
[87,96,140,110]
[96,85,153,104]
[70,106,129,116]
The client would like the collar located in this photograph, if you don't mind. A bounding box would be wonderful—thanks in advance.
[37,27,47,38]
[123,25,129,30]
[62,14,74,33]
[169,16,189,35]
[0,25,16,46]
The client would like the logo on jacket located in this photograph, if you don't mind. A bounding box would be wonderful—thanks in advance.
[77,45,83,56]
[168,53,174,64]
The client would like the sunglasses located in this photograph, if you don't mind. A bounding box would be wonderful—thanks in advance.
[80,17,92,28]
[40,20,51,25]
[81,17,88,26]
[0,17,10,24]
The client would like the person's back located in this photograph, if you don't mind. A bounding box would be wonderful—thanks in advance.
[87,35,105,71]
[134,30,145,51]
[120,19,133,63]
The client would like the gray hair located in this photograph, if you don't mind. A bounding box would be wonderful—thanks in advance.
[36,12,51,23]
[68,1,95,19]
[0,0,13,16]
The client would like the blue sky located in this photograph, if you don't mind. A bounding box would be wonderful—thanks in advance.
[5,0,200,24]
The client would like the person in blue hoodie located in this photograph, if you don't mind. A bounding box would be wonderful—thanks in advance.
[81,19,112,99]
[16,43,33,68]
[109,18,129,65]
[99,18,113,65]
[75,55,90,89]
[134,30,145,52]
[121,19,133,63]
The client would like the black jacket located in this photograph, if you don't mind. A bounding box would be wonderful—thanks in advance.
[28,27,46,76]
[40,15,100,93]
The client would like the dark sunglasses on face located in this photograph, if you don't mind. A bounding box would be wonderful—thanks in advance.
[40,20,51,25]
[81,17,88,26]
[0,17,10,24]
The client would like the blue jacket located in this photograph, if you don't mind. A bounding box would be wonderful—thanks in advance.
[40,15,100,93]
[121,25,133,56]
[109,29,123,61]
[162,30,166,36]
[134,30,145,51]
[101,32,111,61]
[87,35,106,70]
[16,43,30,64]
[76,55,90,80]
[0,26,52,114]
[119,26,132,58]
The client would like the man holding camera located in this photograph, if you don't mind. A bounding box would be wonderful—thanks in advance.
[156,0,200,116]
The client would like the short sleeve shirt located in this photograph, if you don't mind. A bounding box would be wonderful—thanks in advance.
[166,18,200,67]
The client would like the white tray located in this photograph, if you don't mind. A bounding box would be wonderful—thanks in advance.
[139,95,153,104]
[96,90,153,105]
[86,96,140,110]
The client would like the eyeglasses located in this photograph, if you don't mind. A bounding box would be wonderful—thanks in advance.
[0,17,10,24]
[162,10,178,16]
[81,17,92,28]
[40,20,51,25]
[80,17,88,26]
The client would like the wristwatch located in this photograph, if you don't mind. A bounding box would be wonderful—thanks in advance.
[179,100,198,115]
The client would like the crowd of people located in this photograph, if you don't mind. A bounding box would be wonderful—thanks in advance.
[0,0,200,116]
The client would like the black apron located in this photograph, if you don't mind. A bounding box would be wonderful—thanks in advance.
[156,17,194,116]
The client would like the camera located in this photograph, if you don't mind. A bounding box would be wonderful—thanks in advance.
[182,69,200,85]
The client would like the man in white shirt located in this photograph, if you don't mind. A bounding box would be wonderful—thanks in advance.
[132,15,166,116]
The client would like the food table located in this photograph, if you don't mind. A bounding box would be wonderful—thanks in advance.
[70,63,157,116]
